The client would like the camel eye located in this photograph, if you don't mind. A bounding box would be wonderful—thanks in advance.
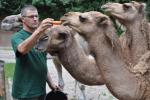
[64,13,69,17]
[79,15,87,22]
[64,12,71,17]
[123,4,131,11]
[3,19,8,23]
[40,35,49,41]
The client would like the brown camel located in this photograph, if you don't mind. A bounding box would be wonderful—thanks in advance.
[101,1,150,66]
[35,25,104,85]
[60,11,150,100]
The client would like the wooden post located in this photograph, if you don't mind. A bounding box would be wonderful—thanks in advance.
[0,60,6,100]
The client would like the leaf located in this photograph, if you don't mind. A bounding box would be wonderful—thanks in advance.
[60,0,71,5]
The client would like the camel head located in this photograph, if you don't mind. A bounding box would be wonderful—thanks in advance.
[1,14,22,31]
[101,1,146,23]
[35,25,75,55]
[60,11,113,40]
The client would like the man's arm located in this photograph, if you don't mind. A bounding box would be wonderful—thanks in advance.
[47,71,62,91]
[17,18,53,55]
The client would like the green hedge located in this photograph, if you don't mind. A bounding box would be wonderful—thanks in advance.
[0,0,150,20]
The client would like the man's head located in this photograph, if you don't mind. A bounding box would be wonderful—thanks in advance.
[21,5,39,30]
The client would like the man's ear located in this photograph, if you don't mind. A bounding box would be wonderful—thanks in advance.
[18,14,22,22]
[97,16,108,26]
[21,17,24,23]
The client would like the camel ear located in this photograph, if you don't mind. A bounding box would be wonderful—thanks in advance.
[97,17,108,27]
[138,3,146,13]
[131,1,146,13]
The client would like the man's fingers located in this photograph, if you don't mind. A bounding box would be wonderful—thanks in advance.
[0,91,4,96]
[41,18,54,24]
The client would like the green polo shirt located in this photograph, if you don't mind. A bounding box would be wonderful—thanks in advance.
[11,29,47,99]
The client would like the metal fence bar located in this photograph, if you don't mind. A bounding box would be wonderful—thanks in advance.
[0,60,6,100]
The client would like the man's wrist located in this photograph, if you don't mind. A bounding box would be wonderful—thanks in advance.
[33,29,44,38]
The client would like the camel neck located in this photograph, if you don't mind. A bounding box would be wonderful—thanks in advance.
[125,18,149,64]
[57,37,104,85]
[88,29,140,99]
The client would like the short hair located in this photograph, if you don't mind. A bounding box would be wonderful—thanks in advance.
[21,5,38,17]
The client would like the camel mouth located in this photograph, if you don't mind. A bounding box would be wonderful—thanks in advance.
[103,8,113,13]
[34,45,46,52]
[68,25,82,34]
[46,47,59,56]
[61,20,70,26]
[101,5,120,15]
[101,6,110,11]
[101,6,115,15]
[60,20,82,34]
[101,4,112,11]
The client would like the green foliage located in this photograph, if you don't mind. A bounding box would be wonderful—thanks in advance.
[146,0,150,21]
[0,0,150,20]
[0,0,33,19]
[4,63,15,79]
[0,0,149,35]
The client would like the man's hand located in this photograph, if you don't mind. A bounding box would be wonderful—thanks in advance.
[0,86,4,96]
[49,82,62,92]
[35,18,54,36]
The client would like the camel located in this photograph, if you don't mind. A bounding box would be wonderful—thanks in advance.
[35,25,104,85]
[51,33,91,100]
[101,1,150,66]
[60,11,150,100]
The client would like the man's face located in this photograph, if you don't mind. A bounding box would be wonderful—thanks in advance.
[22,10,39,29]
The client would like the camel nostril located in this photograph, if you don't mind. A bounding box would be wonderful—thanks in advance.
[101,5,106,9]
[58,32,68,40]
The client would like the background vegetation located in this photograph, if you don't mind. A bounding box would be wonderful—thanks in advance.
[4,63,15,78]
[0,0,149,20]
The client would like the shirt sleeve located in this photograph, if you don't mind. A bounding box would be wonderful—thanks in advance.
[11,33,24,57]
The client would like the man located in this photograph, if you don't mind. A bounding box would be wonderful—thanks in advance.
[11,5,61,100]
